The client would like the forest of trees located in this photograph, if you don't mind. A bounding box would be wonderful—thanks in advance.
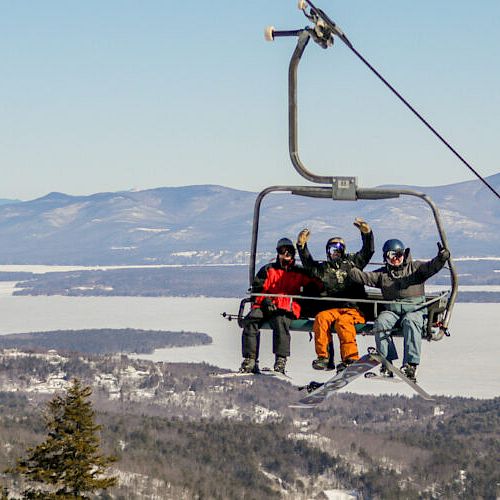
[0,329,211,355]
[0,349,498,499]
[8,266,247,298]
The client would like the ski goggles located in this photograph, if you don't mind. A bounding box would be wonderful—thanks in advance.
[386,250,404,260]
[277,246,295,256]
[327,242,345,256]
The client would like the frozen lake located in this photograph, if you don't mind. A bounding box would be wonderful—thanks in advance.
[0,294,498,399]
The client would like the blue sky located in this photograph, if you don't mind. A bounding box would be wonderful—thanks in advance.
[1,0,498,200]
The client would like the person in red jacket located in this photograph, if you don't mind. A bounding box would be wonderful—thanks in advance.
[240,237,316,374]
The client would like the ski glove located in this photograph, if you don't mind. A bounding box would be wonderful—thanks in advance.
[353,217,371,234]
[297,228,310,247]
[437,242,450,262]
[261,298,277,314]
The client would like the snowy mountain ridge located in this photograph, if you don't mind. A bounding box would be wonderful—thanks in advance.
[0,175,498,265]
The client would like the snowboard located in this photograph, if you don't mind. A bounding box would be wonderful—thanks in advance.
[291,353,379,408]
[291,349,434,408]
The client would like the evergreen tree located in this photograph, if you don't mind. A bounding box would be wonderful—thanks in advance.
[12,379,117,499]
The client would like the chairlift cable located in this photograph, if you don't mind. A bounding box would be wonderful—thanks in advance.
[303,0,500,200]
[343,40,499,199]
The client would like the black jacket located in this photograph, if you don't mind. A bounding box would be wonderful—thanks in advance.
[297,231,374,305]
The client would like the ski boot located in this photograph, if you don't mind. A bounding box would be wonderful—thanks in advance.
[380,365,394,378]
[402,363,418,382]
[336,357,356,374]
[312,357,331,371]
[274,356,287,374]
[239,357,259,374]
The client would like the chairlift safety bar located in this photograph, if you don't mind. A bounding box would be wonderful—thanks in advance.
[248,291,447,309]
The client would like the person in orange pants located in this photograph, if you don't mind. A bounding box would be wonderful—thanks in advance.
[313,307,366,366]
[296,218,374,372]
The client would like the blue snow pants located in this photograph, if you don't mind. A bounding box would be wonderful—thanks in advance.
[374,297,427,366]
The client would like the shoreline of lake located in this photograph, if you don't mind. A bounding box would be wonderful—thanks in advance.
[0,295,498,399]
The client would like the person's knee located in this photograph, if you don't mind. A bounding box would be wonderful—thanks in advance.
[243,318,258,329]
[243,329,259,339]
[274,325,290,337]
[315,311,331,325]
[377,312,399,330]
[401,315,423,329]
[336,314,355,329]
[243,310,262,325]
[374,319,388,333]
[314,319,331,333]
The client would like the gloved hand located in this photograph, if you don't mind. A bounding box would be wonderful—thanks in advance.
[353,217,371,234]
[261,298,277,314]
[297,228,310,247]
[437,242,450,261]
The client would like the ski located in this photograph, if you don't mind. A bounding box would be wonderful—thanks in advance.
[210,372,256,379]
[367,350,434,401]
[260,367,293,381]
[364,371,402,383]
[211,368,291,381]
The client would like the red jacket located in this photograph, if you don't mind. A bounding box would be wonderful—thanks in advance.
[251,260,316,318]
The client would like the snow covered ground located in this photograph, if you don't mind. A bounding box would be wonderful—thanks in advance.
[0,294,498,399]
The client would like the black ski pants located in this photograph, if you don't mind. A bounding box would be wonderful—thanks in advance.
[241,307,293,360]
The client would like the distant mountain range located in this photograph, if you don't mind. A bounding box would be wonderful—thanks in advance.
[0,175,498,265]
[0,198,20,206]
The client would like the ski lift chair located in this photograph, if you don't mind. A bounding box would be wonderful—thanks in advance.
[233,12,458,346]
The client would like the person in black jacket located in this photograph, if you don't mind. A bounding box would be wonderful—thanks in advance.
[296,218,374,371]
[349,238,450,382]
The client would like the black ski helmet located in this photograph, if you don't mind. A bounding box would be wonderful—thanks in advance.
[276,237,295,256]
[326,237,346,261]
[382,239,405,254]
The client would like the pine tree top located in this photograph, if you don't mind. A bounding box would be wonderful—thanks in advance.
[12,378,117,498]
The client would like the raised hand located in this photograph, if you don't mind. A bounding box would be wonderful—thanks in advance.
[437,241,450,261]
[297,228,310,247]
[353,217,371,234]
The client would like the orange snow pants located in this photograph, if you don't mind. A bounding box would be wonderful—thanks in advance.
[312,308,365,362]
